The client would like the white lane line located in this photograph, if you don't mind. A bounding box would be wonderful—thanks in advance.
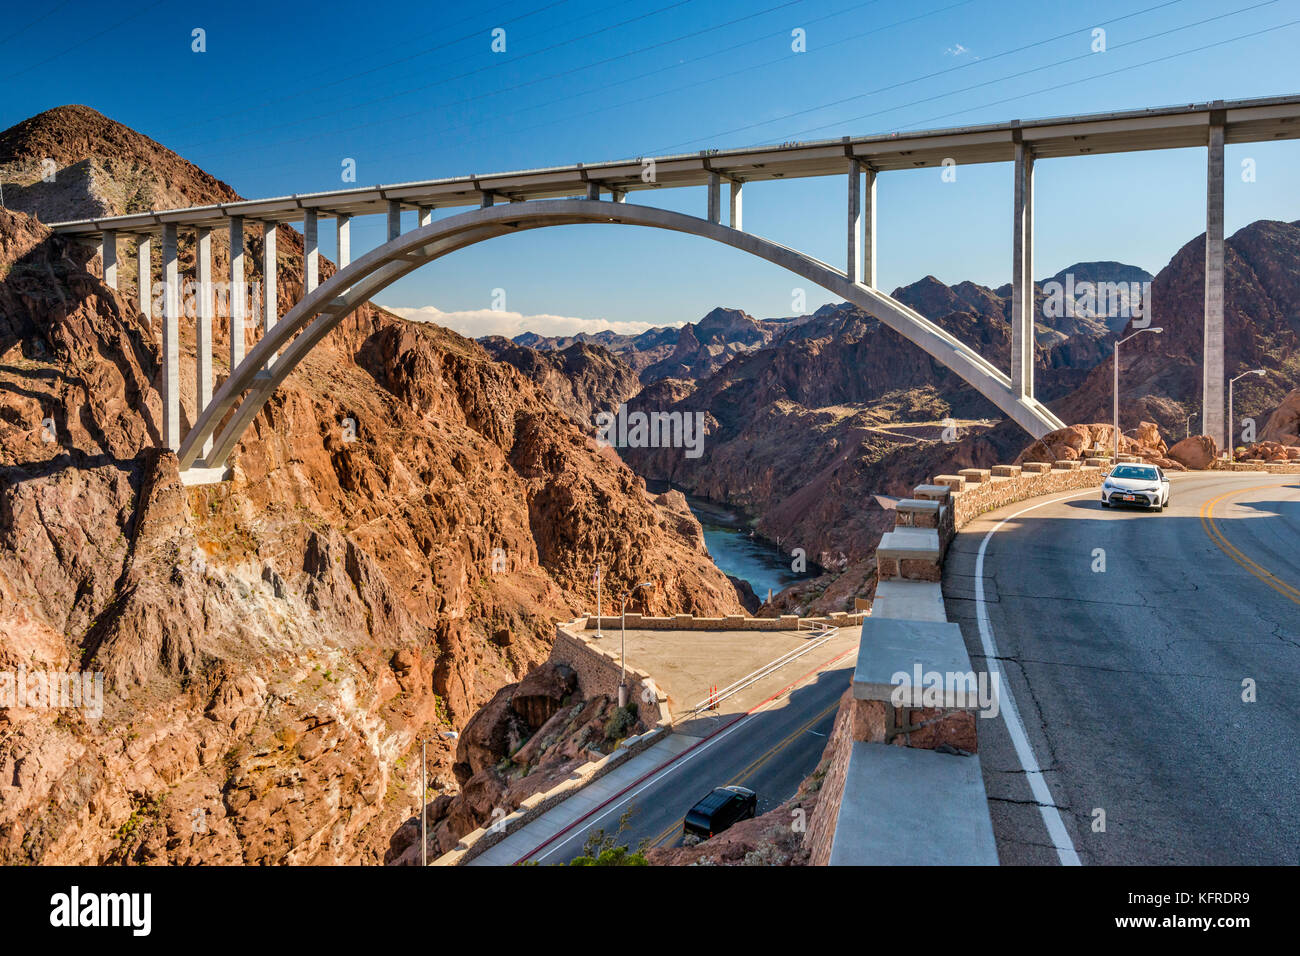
[974,489,1094,867]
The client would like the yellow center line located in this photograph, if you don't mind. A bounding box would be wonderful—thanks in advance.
[645,697,842,850]
[1199,483,1300,606]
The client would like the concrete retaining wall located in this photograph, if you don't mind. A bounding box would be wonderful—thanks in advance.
[432,725,670,866]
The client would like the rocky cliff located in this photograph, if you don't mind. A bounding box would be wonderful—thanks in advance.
[0,107,743,864]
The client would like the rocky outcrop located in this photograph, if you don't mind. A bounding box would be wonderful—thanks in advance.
[479,338,641,429]
[1260,389,1300,445]
[0,105,744,865]
[1014,422,1183,469]
[1168,435,1219,469]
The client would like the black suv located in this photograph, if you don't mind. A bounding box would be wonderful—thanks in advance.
[683,786,758,839]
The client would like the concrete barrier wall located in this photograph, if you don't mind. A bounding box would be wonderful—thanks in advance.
[951,464,1107,529]
[824,455,1110,865]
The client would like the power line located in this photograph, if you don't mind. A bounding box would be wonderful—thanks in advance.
[0,0,72,49]
[769,0,1280,143]
[176,0,710,152]
[9,0,169,80]
[167,0,581,135]
[651,0,1198,151]
[184,0,856,174]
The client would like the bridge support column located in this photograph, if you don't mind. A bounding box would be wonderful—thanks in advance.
[611,188,627,204]
[863,164,876,288]
[480,191,495,209]
[387,201,401,242]
[304,209,319,292]
[230,216,245,368]
[196,226,214,459]
[707,172,720,224]
[1204,118,1226,451]
[847,160,861,283]
[137,235,152,327]
[336,215,351,267]
[161,223,180,451]
[1010,141,1035,401]
[729,178,743,231]
[100,230,117,289]
[418,205,432,227]
[586,182,600,200]
[262,222,277,371]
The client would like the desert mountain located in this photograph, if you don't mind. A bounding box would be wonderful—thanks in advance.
[479,337,640,428]
[0,106,744,864]
[1055,219,1300,440]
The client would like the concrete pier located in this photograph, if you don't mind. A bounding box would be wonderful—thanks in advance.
[729,178,743,231]
[161,224,180,450]
[1203,119,1226,450]
[1010,141,1034,400]
[229,216,245,368]
[387,201,401,241]
[196,226,214,458]
[707,171,720,224]
[304,210,319,292]
[847,159,861,283]
[262,221,276,371]
[418,205,432,227]
[863,164,876,288]
[137,235,151,327]
[336,214,351,267]
[101,230,117,289]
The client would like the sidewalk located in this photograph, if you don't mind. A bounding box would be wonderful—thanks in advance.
[466,733,696,866]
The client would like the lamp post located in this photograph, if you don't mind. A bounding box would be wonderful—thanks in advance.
[1184,411,1197,439]
[1112,326,1163,460]
[619,581,653,708]
[1227,369,1267,459]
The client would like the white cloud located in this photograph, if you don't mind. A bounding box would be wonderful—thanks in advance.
[944,43,969,57]
[384,304,660,340]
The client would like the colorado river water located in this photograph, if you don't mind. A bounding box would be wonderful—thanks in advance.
[648,482,815,602]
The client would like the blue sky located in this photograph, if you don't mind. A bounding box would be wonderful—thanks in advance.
[4,0,1299,335]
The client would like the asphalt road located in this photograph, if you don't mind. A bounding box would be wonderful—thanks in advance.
[519,648,854,864]
[943,471,1300,865]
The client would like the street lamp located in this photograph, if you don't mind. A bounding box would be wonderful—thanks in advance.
[1227,369,1267,459]
[1183,411,1197,439]
[619,581,653,708]
[1112,326,1163,460]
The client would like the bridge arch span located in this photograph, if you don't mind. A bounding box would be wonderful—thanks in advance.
[178,199,1064,471]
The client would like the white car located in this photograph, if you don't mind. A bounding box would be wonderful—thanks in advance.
[1101,463,1171,511]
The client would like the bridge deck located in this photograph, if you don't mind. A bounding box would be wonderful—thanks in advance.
[46,94,1300,236]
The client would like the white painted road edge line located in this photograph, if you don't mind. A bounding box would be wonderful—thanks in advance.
[974,489,1092,867]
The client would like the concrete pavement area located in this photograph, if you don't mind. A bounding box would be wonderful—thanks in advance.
[584,625,859,735]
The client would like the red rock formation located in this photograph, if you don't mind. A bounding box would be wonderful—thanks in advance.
[0,105,744,865]
[1168,435,1219,469]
